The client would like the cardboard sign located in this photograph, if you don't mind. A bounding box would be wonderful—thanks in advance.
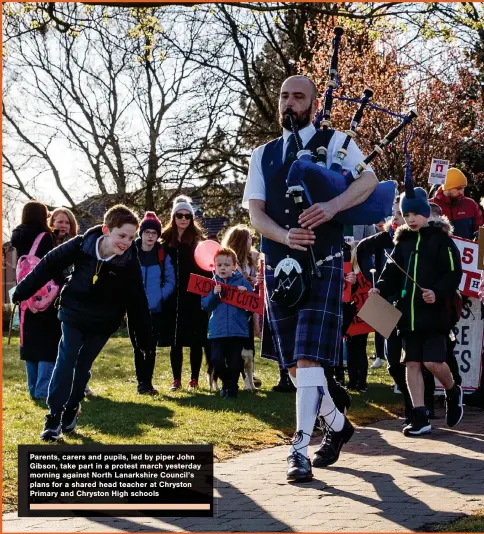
[428,158,449,185]
[452,236,482,299]
[435,296,483,392]
[478,227,484,271]
[357,293,402,339]
[346,274,374,336]
[187,273,264,314]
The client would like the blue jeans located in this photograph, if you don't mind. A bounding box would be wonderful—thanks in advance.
[25,361,55,399]
[47,322,109,416]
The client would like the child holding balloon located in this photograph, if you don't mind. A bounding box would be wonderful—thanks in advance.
[201,247,255,398]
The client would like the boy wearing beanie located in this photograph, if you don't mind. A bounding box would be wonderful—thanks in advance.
[371,186,464,436]
[130,211,175,394]
[431,168,483,240]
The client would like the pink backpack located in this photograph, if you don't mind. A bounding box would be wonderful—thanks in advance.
[16,232,59,314]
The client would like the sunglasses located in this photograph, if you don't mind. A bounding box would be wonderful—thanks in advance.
[175,213,193,220]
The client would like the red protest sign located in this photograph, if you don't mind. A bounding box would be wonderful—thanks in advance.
[346,273,374,337]
[187,273,264,314]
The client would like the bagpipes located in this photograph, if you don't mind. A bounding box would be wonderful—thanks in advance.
[272,26,417,308]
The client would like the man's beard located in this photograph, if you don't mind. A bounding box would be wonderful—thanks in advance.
[279,103,313,130]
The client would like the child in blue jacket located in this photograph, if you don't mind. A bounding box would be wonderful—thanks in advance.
[130,212,175,395]
[201,247,254,398]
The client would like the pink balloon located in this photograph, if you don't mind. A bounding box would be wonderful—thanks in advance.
[194,240,222,272]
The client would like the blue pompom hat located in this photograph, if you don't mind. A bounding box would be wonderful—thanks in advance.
[400,186,430,218]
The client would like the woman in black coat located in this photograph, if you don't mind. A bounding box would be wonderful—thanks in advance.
[159,196,210,391]
[11,201,61,400]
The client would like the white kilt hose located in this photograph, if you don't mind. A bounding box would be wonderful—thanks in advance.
[262,246,344,369]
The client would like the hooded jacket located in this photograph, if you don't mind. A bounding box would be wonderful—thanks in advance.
[135,239,175,313]
[431,187,483,240]
[201,271,254,339]
[376,217,462,333]
[13,226,152,348]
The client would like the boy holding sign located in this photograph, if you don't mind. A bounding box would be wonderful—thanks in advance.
[201,247,254,398]
[371,186,464,436]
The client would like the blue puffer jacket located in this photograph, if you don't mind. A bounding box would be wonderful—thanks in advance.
[136,239,175,313]
[201,271,254,339]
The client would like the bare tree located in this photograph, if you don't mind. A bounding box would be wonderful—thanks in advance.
[2,3,236,215]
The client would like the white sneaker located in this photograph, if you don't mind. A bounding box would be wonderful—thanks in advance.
[370,357,383,369]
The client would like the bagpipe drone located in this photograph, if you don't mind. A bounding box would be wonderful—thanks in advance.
[271,26,417,308]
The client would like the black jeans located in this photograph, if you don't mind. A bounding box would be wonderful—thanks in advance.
[347,333,369,389]
[386,330,412,415]
[210,337,244,392]
[129,312,159,388]
[374,332,386,361]
[48,322,110,415]
[170,345,203,382]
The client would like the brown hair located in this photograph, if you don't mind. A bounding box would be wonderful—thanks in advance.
[161,214,205,247]
[215,247,237,265]
[21,201,49,230]
[221,224,255,271]
[49,207,79,238]
[350,242,361,274]
[103,204,139,230]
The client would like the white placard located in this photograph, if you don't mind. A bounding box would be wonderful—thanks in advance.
[452,236,482,298]
[436,296,483,391]
[428,158,450,185]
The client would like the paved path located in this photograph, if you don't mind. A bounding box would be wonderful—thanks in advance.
[4,408,484,532]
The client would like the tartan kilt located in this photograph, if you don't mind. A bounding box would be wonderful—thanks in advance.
[262,249,343,369]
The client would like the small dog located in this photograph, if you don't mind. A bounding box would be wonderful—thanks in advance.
[206,358,219,392]
[241,348,257,392]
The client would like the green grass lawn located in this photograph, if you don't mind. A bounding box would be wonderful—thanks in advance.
[2,334,404,513]
[422,510,484,532]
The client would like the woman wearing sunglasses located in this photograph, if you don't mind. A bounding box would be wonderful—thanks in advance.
[159,196,211,391]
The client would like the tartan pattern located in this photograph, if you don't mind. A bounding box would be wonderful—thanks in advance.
[262,247,344,368]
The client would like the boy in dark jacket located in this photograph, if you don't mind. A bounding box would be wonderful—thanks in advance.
[371,186,464,436]
[13,205,152,441]
[130,212,175,395]
[201,247,254,398]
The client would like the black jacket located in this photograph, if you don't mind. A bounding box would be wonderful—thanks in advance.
[376,218,462,333]
[11,224,61,362]
[13,226,152,348]
[356,223,394,282]
[158,241,210,347]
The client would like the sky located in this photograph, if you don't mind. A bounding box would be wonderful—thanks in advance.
[2,2,477,242]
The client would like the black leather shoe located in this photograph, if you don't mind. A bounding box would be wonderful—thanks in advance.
[312,417,354,468]
[272,373,296,392]
[286,451,313,482]
[273,369,296,392]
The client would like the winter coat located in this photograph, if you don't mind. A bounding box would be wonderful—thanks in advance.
[11,224,61,363]
[135,239,175,313]
[157,241,211,347]
[376,217,462,333]
[201,271,254,339]
[431,187,483,240]
[356,222,394,282]
[13,226,152,349]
